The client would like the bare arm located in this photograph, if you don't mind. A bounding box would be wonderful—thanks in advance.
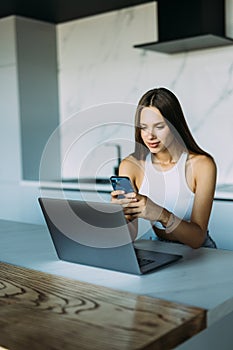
[164,155,217,248]
[124,155,217,249]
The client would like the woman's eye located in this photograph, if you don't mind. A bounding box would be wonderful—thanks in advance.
[139,124,165,132]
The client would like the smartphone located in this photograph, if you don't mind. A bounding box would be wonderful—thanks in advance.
[110,176,135,198]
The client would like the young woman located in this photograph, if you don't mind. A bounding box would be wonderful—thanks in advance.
[111,87,217,249]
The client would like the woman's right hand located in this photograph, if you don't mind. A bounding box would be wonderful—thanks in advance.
[111,190,137,203]
[111,190,137,221]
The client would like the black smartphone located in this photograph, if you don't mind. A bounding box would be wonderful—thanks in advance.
[110,176,135,198]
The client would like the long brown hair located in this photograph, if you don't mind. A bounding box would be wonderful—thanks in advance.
[133,87,212,160]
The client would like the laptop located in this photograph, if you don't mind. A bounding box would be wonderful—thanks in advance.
[38,197,182,275]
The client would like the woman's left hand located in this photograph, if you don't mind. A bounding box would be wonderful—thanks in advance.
[123,193,163,222]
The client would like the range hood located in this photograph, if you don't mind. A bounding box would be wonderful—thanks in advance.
[134,0,233,54]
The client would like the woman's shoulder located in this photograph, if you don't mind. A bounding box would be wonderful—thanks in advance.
[119,155,145,179]
[188,152,216,165]
[187,152,217,174]
[186,152,217,193]
[121,154,144,166]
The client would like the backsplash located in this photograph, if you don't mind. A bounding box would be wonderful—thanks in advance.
[57,2,233,184]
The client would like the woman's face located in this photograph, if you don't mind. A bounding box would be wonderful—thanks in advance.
[139,106,175,153]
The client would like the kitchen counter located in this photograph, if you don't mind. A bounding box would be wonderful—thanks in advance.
[1,219,233,327]
[23,179,113,193]
[24,180,233,200]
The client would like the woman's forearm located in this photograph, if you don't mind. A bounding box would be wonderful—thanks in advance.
[153,211,206,248]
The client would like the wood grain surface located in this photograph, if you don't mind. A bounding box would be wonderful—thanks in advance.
[0,262,206,350]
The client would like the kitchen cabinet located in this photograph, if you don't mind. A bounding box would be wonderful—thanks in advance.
[40,188,111,203]
[209,199,233,251]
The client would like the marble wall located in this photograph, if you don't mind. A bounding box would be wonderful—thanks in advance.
[56,2,233,184]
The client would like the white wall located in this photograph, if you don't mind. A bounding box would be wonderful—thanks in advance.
[57,2,233,184]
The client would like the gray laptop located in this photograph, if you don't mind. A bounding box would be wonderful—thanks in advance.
[38,197,182,275]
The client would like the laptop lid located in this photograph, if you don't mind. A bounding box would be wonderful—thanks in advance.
[38,197,182,275]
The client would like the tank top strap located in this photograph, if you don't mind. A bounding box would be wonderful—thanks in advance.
[176,152,189,186]
[177,152,188,169]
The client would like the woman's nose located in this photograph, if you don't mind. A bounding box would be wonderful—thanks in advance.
[147,128,156,138]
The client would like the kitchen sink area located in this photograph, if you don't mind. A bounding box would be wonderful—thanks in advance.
[216,183,233,192]
[38,177,113,193]
[36,179,233,199]
[62,178,111,185]
[215,184,233,200]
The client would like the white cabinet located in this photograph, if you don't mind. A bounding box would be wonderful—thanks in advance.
[209,200,233,250]
[40,188,111,203]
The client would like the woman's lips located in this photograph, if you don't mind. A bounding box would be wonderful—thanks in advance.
[147,141,160,148]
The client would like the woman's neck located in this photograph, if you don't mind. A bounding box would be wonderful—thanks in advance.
[152,145,185,165]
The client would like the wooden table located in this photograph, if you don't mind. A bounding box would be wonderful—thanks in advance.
[0,262,206,350]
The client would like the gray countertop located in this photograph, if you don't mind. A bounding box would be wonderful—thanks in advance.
[1,219,233,327]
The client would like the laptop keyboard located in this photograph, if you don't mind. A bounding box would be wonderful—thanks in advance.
[135,249,159,267]
[135,248,176,268]
[137,257,155,267]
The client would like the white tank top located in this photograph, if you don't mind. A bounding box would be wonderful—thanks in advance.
[139,152,195,225]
